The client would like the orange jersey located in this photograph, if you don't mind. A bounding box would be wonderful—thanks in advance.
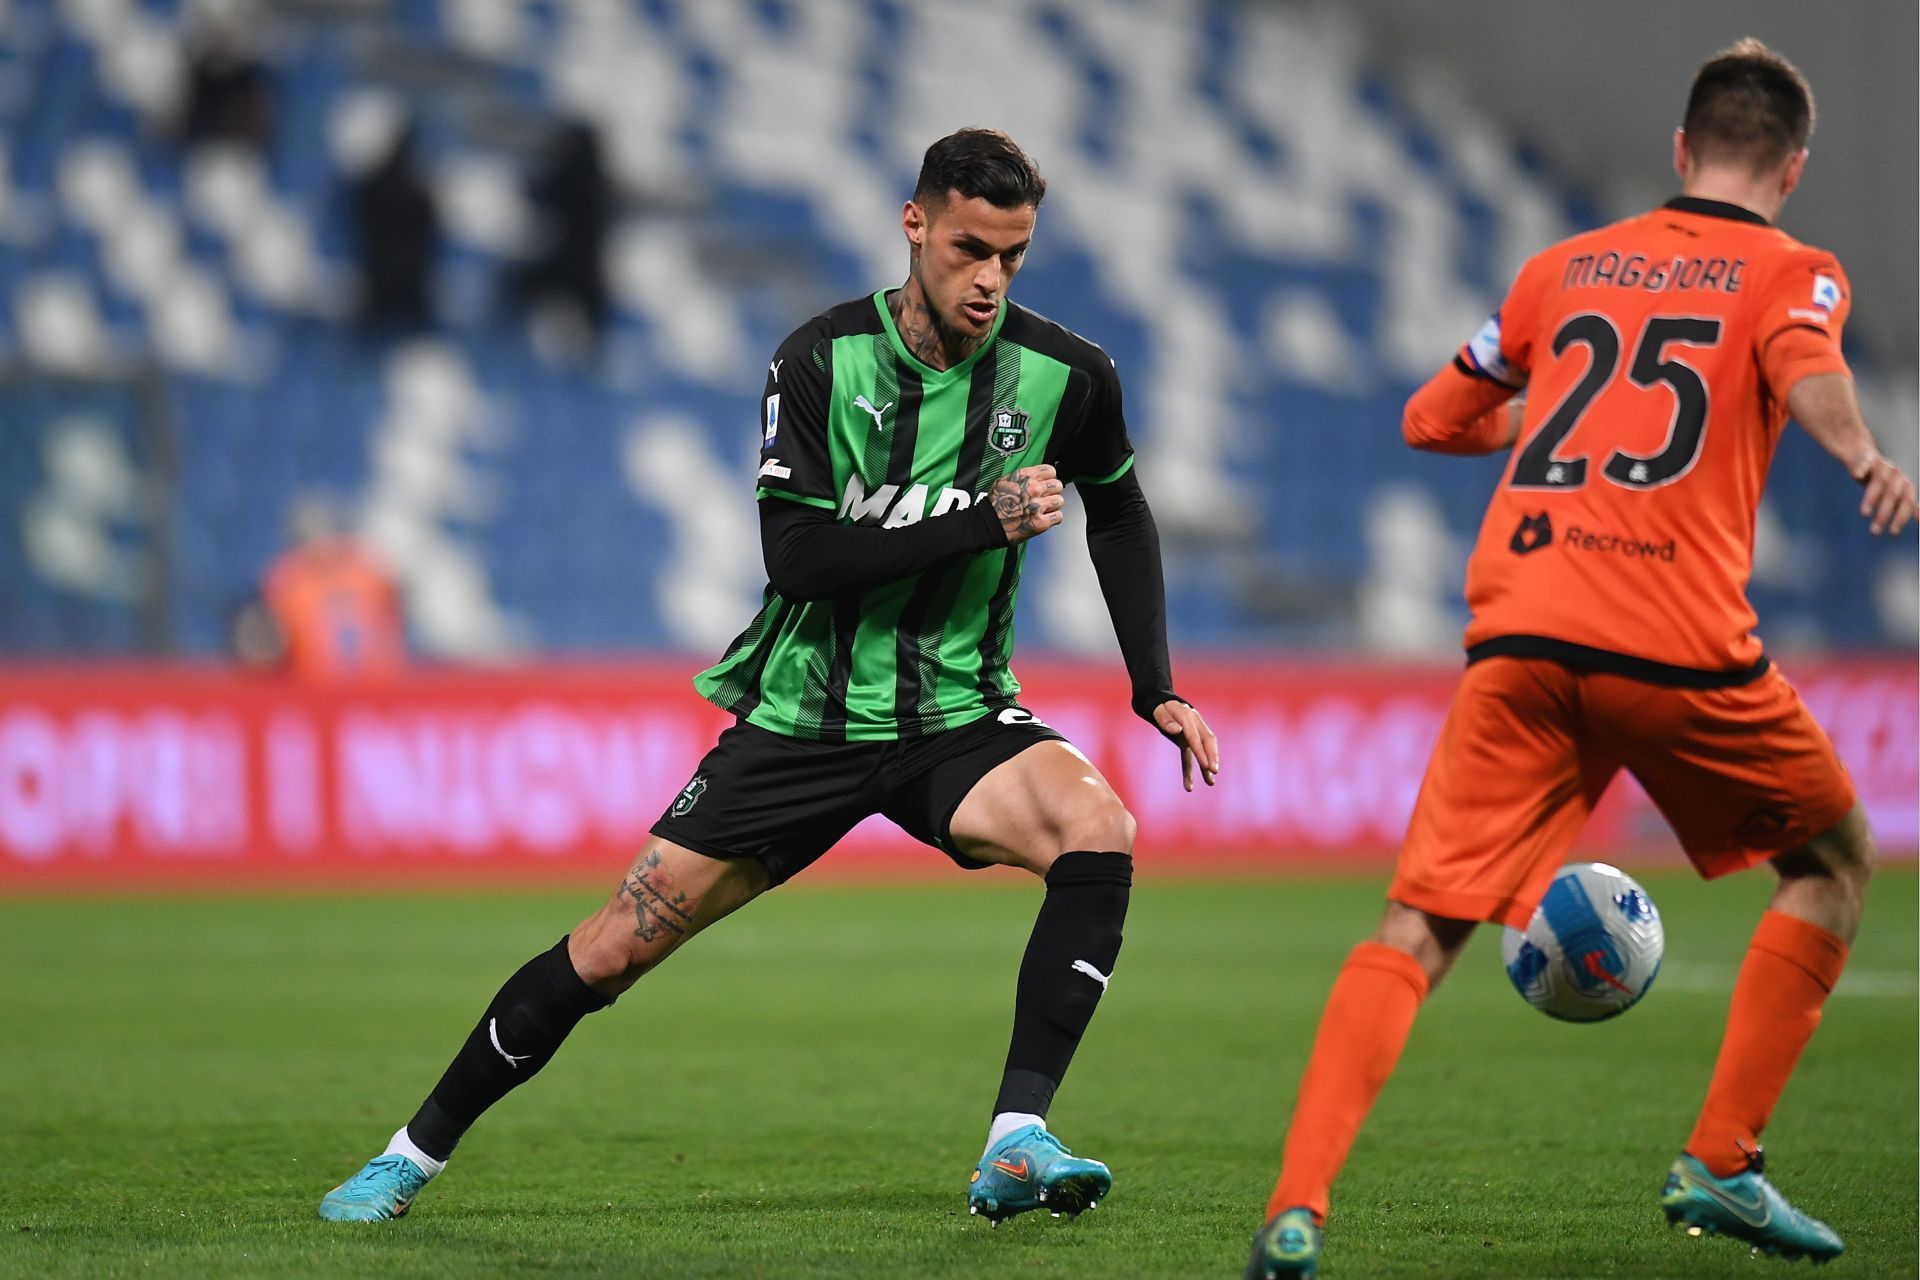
[1436,197,1853,677]
[263,539,406,679]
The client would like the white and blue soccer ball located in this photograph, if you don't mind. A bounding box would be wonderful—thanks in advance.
[1501,862,1663,1022]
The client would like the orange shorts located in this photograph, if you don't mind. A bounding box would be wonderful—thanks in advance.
[1389,656,1856,930]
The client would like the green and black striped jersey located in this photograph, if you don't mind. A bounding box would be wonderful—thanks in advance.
[694,290,1136,742]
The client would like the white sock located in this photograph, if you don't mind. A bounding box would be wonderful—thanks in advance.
[984,1111,1047,1156]
[383,1125,447,1178]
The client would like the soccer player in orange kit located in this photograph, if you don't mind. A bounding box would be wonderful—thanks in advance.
[1246,39,1915,1279]
[258,495,406,680]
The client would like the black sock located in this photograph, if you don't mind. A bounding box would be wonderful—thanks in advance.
[993,851,1132,1119]
[405,936,613,1160]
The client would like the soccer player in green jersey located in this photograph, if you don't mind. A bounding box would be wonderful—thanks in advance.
[320,128,1219,1227]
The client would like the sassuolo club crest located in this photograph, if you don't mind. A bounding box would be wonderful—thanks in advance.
[990,407,1030,455]
[671,775,708,817]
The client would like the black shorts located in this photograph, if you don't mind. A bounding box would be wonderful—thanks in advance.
[651,706,1067,886]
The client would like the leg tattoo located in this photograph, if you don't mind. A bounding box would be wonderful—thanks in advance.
[620,847,695,944]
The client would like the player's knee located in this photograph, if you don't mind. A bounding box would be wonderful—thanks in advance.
[1835,805,1877,882]
[1777,802,1875,895]
[1048,788,1136,856]
[565,925,623,990]
[568,905,665,994]
[1833,825,1876,898]
[1374,901,1475,988]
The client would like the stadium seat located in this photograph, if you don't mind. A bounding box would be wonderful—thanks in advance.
[0,0,1903,658]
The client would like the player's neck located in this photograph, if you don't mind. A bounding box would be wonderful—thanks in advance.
[1679,169,1782,224]
[890,277,984,371]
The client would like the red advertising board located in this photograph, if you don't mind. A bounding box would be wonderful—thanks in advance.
[0,658,1911,889]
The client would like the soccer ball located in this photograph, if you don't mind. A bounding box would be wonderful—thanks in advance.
[1501,862,1663,1022]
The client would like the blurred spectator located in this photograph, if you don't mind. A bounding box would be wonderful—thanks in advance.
[352,124,439,331]
[181,22,273,152]
[236,493,407,679]
[515,121,611,349]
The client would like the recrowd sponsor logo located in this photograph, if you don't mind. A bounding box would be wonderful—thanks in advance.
[1562,525,1677,561]
[1509,512,1552,556]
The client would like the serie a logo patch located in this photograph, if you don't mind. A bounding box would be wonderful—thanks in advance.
[1811,273,1840,314]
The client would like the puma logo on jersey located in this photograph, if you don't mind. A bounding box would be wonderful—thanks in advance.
[853,395,894,432]
[838,474,979,528]
[769,359,784,381]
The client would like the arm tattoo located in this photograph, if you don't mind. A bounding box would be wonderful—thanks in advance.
[991,473,1047,537]
[619,847,694,945]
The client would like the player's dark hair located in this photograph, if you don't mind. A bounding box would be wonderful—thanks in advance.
[914,128,1047,211]
[1683,38,1814,174]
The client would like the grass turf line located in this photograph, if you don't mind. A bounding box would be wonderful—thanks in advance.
[1,870,1913,1278]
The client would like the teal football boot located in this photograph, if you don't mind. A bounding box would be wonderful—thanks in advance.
[967,1124,1111,1225]
[318,1154,434,1222]
[1661,1150,1843,1263]
[1245,1206,1323,1279]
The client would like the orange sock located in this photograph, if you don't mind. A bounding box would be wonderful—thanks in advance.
[1267,941,1430,1222]
[1686,910,1849,1177]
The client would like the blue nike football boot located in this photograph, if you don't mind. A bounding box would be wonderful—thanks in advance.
[318,1154,434,1222]
[1661,1150,1844,1263]
[967,1124,1111,1225]
[1245,1206,1323,1279]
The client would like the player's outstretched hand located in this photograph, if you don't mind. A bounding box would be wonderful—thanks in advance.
[1151,699,1219,793]
[990,465,1065,545]
[1853,451,1915,536]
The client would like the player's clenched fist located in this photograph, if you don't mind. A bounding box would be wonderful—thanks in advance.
[990,464,1065,544]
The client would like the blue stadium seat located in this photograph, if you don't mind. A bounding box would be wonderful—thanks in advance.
[0,0,1903,658]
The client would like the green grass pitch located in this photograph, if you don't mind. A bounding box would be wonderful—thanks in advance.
[2,867,1913,1278]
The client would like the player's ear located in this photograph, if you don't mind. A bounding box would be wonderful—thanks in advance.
[1672,129,1691,183]
[902,200,926,251]
[1779,148,1809,199]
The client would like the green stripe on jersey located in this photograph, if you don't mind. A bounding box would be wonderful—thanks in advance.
[756,488,836,509]
[1073,454,1136,486]
[695,293,1082,741]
